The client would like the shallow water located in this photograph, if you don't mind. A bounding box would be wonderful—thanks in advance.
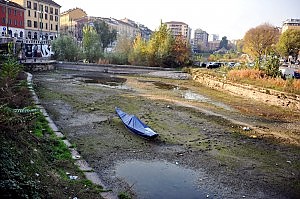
[184,91,234,111]
[115,160,212,199]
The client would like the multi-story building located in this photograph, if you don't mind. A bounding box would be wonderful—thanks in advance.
[193,28,208,53]
[74,16,148,51]
[0,0,25,39]
[207,40,220,51]
[11,0,60,57]
[60,7,87,37]
[208,34,219,42]
[165,21,191,41]
[120,18,152,41]
[282,18,300,33]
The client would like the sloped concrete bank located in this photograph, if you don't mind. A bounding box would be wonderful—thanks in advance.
[191,70,300,111]
[26,72,117,199]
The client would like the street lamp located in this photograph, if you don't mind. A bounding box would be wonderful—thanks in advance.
[37,9,43,56]
[5,0,10,37]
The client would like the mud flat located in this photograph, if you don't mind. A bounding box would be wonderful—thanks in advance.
[34,69,300,198]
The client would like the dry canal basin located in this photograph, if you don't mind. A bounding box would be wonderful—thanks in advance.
[33,69,300,199]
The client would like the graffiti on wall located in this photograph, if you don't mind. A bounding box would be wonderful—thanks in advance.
[25,44,54,58]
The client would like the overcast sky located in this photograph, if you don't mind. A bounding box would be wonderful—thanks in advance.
[57,0,300,40]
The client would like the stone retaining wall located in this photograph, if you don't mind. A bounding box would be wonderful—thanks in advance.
[191,70,300,111]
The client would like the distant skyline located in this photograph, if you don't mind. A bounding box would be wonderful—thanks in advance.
[58,0,300,40]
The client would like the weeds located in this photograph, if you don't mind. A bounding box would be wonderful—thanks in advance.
[227,68,300,94]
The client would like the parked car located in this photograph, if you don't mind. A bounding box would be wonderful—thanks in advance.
[206,62,222,69]
[193,61,206,67]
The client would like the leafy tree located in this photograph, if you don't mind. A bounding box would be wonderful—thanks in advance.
[128,35,148,65]
[236,39,244,53]
[169,36,191,66]
[110,34,133,64]
[243,24,279,60]
[147,22,173,66]
[82,25,102,63]
[93,21,117,51]
[261,53,280,77]
[276,29,300,60]
[219,36,228,49]
[52,35,81,61]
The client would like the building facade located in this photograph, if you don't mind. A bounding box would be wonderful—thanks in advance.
[208,34,219,42]
[0,0,25,39]
[165,21,191,41]
[193,28,208,53]
[282,18,300,33]
[11,0,60,57]
[60,7,87,37]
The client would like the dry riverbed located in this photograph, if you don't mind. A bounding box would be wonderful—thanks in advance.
[33,68,300,199]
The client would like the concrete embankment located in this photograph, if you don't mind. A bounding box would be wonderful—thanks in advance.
[191,69,300,111]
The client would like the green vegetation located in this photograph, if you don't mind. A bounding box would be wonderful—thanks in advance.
[276,29,300,60]
[0,58,105,198]
[52,35,82,61]
[243,23,279,60]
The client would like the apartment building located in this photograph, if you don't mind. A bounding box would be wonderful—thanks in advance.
[282,18,300,33]
[193,28,209,52]
[60,7,87,37]
[0,0,25,39]
[165,21,191,41]
[11,0,61,41]
[120,18,152,41]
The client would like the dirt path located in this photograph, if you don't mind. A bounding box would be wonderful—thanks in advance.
[33,68,300,199]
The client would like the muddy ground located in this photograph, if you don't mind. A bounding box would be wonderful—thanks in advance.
[33,66,300,199]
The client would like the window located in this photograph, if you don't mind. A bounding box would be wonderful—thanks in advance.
[28,31,31,39]
[45,6,48,13]
[28,10,30,17]
[34,21,37,28]
[34,32,37,39]
[50,7,53,14]
[40,13,43,19]
[14,20,17,26]
[27,1,31,9]
[45,23,48,30]
[50,15,53,21]
[55,24,58,31]
[34,11,36,18]
[8,19,11,25]
[40,5,43,12]
[20,21,23,26]
[55,16,58,22]
[45,14,48,20]
[8,8,11,14]
[33,3,37,10]
[50,24,52,30]
[2,18,5,24]
[55,8,58,15]
[27,20,32,27]
[14,10,17,16]
[40,22,43,29]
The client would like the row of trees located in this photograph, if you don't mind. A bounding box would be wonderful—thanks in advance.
[234,24,300,77]
[241,24,300,62]
[52,22,191,67]
[52,21,117,63]
[128,23,190,67]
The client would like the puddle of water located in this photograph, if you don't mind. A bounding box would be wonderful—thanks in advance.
[74,75,131,89]
[115,160,211,199]
[153,82,188,90]
[184,91,233,111]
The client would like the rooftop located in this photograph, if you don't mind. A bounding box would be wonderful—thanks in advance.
[0,0,25,10]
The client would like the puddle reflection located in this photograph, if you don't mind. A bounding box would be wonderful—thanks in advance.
[115,160,211,199]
